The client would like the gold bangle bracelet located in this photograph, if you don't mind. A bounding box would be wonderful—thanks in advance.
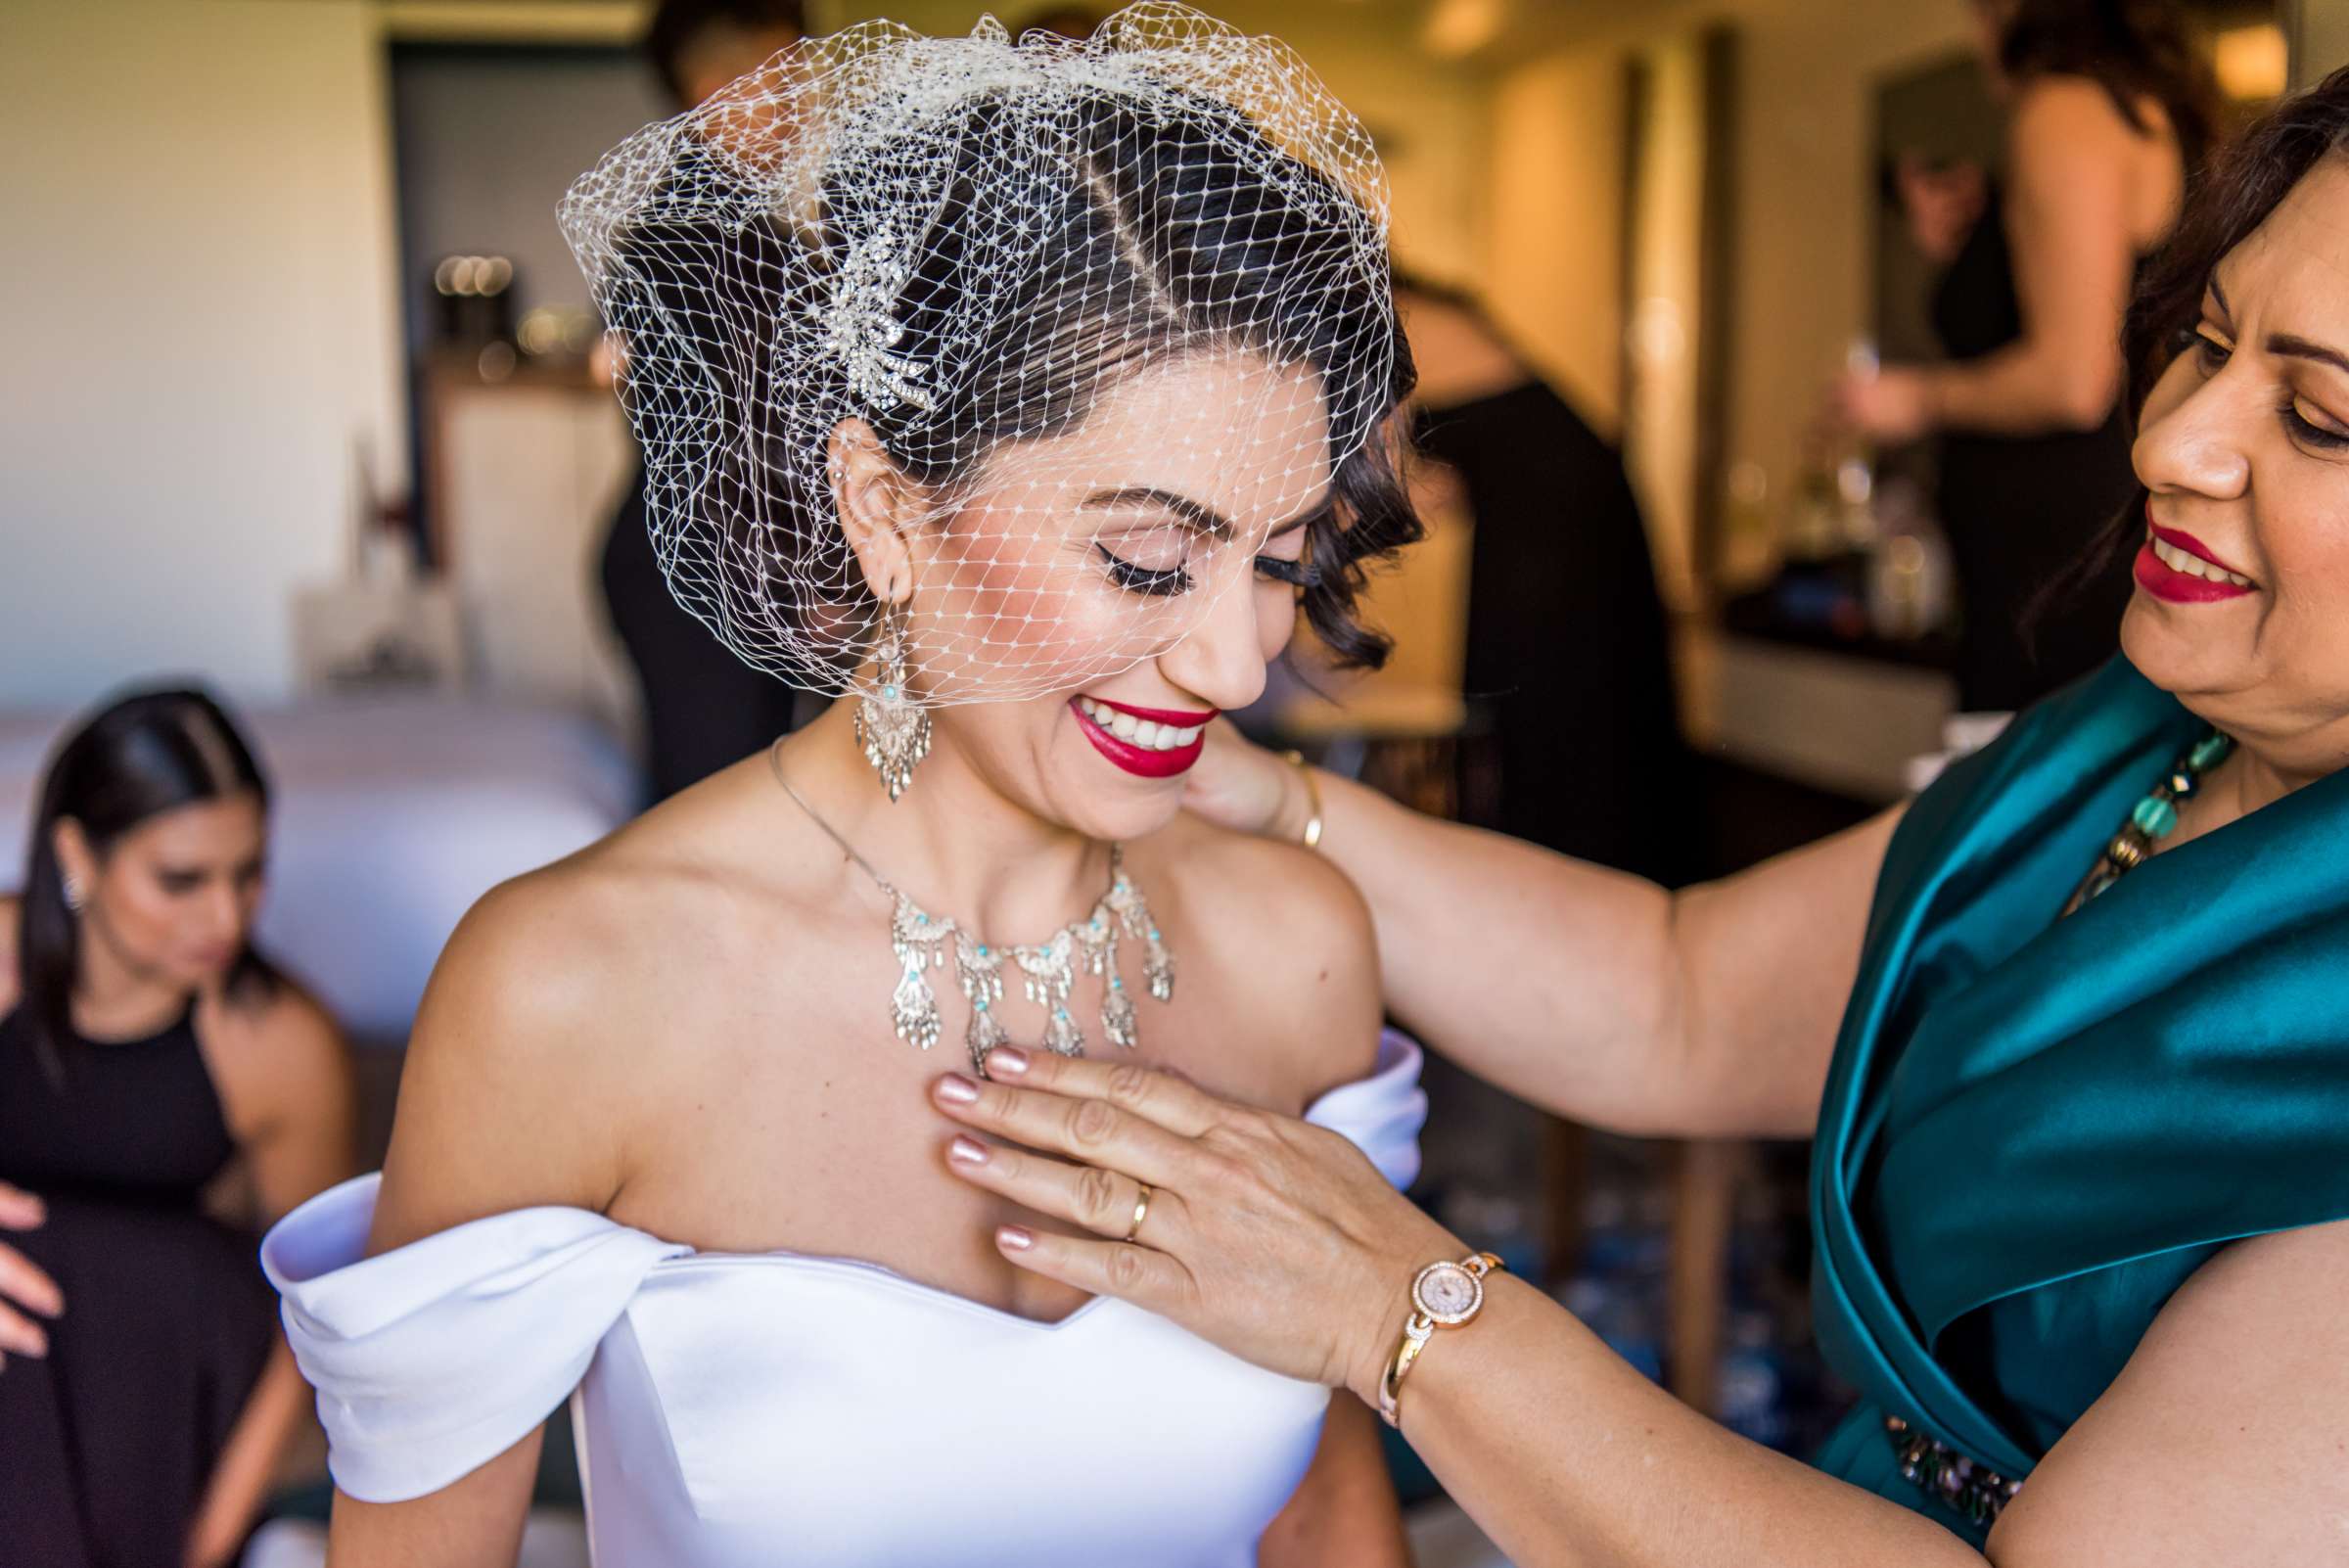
[1278,750,1324,851]
[1377,1252,1503,1428]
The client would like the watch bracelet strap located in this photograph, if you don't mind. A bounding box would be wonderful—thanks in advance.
[1278,750,1324,851]
[1377,1252,1503,1427]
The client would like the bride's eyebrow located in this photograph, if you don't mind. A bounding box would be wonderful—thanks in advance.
[1078,485,1332,541]
[1081,486,1233,539]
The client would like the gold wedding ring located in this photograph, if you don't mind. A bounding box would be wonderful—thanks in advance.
[1126,1182,1154,1242]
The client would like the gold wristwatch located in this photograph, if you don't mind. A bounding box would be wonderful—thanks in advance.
[1377,1251,1503,1427]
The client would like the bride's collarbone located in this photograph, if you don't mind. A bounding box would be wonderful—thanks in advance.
[603,995,1298,1268]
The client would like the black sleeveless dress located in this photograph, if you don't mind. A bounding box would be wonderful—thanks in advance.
[1414,382,1690,884]
[0,1003,276,1567]
[1930,185,2142,713]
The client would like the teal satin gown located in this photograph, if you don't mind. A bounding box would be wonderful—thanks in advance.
[1806,655,2349,1544]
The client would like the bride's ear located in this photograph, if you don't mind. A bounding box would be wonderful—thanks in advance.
[829,418,922,605]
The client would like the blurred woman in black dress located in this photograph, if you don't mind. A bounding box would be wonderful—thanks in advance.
[598,0,810,803]
[1832,0,2218,711]
[1397,276,1689,884]
[0,688,354,1568]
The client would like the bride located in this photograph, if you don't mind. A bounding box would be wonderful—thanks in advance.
[263,10,1428,1565]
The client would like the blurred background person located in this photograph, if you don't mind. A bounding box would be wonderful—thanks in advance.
[1398,274,1690,884]
[0,688,356,1568]
[1832,0,2221,713]
[597,0,810,804]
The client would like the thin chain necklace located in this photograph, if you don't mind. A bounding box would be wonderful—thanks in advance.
[768,739,1174,1077]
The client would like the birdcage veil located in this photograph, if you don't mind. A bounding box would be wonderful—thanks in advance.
[559,2,1399,708]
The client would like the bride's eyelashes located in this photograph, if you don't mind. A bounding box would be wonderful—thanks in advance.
[1097,543,1192,597]
[1093,543,1320,598]
[1252,553,1319,589]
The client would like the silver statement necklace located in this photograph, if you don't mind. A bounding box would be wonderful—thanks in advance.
[770,743,1174,1078]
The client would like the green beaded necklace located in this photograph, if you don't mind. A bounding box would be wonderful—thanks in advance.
[2061,729,2234,916]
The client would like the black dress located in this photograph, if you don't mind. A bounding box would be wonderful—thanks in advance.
[600,470,801,803]
[1415,382,1690,884]
[1930,186,2142,713]
[0,1003,275,1568]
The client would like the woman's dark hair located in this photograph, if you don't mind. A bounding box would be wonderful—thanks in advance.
[830,86,1422,669]
[16,686,275,1084]
[2036,66,2349,628]
[1992,0,2222,173]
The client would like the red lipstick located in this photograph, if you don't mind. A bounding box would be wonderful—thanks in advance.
[2136,512,2256,605]
[1070,695,1217,779]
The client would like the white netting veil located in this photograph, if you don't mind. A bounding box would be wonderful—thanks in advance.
[560,3,1403,708]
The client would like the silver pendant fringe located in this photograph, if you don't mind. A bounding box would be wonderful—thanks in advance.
[878,847,1173,1077]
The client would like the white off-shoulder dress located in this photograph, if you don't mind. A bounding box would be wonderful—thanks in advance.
[261,1033,1426,1567]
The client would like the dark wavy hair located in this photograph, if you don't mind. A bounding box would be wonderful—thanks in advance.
[1993,0,2222,172]
[15,687,276,1087]
[823,85,1422,669]
[2036,66,2349,624]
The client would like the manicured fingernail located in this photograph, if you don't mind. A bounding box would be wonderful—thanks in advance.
[997,1224,1034,1253]
[947,1134,990,1167]
[934,1075,980,1106]
[990,1046,1031,1077]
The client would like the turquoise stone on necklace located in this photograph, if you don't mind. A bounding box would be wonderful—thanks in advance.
[2061,728,2234,916]
[2131,795,2178,838]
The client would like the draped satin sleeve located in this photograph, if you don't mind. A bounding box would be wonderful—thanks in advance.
[260,1176,691,1502]
[261,1031,1424,1508]
[1805,656,2349,1540]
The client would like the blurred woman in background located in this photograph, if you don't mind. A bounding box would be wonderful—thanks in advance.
[1835,0,2219,711]
[597,0,810,804]
[0,688,354,1568]
[1396,273,1689,885]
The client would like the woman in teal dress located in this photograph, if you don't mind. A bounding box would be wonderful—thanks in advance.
[911,71,2349,1559]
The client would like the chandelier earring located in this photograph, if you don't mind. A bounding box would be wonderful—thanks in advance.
[855,598,932,802]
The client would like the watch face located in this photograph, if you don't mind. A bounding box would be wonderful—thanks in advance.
[1413,1261,1483,1324]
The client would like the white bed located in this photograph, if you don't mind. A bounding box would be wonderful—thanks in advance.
[1,697,638,1042]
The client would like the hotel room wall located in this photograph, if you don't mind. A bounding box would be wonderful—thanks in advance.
[2299,0,2349,82]
[0,0,406,707]
[1481,48,1629,432]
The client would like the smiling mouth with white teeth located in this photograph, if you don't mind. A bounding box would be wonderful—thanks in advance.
[2147,532,2255,588]
[1076,696,1206,751]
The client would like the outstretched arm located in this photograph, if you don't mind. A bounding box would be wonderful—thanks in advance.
[1185,729,1898,1140]
[934,1052,2349,1567]
[1834,80,2160,443]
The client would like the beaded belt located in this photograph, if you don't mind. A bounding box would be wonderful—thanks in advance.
[1884,1416,2024,1528]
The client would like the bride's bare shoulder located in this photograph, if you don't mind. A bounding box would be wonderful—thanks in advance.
[1140,810,1383,1098]
[373,799,799,1242]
